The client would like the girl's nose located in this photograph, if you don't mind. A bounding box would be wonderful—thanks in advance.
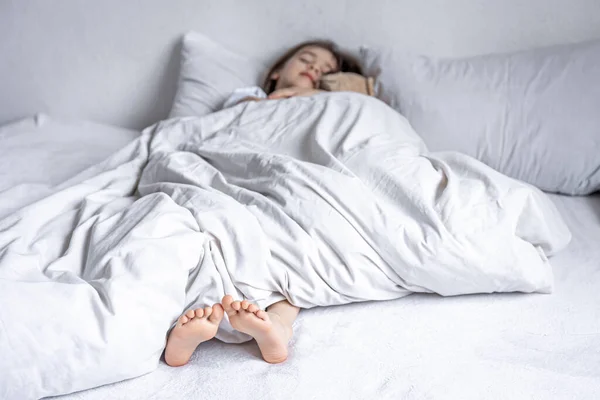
[310,64,321,76]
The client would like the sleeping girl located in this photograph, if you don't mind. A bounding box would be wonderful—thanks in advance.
[162,38,568,370]
[164,40,366,367]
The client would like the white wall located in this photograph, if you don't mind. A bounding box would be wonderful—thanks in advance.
[2,0,600,129]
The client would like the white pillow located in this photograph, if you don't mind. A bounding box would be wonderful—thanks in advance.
[361,40,600,195]
[169,32,266,118]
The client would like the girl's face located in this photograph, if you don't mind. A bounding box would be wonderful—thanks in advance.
[271,46,338,90]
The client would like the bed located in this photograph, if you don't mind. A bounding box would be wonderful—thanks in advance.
[1,103,599,400]
[2,98,599,400]
[54,196,600,400]
[2,1,600,400]
[71,194,599,400]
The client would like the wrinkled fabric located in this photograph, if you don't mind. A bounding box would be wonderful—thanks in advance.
[0,92,570,399]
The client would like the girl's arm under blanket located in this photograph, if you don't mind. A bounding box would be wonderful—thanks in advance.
[222,86,267,109]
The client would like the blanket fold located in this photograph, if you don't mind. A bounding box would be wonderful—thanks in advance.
[0,92,570,399]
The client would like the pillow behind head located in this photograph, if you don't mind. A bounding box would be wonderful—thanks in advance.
[361,40,600,195]
[169,32,266,118]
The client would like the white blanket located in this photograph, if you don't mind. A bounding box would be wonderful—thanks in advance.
[0,93,570,399]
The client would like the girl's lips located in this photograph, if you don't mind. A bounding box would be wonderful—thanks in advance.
[300,72,316,85]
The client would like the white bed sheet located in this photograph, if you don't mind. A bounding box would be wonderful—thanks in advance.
[49,192,599,400]
[0,115,139,219]
[3,121,598,400]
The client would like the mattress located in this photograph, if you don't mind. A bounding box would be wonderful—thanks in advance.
[2,118,598,400]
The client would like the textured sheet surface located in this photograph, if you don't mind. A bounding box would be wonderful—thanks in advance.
[53,194,600,400]
[0,94,581,399]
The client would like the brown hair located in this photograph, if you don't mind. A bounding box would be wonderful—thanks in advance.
[262,40,363,94]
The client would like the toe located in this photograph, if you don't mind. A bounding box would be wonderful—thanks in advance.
[241,300,250,310]
[232,301,241,311]
[222,296,238,317]
[248,304,259,313]
[256,310,269,321]
[222,295,234,310]
[180,315,189,324]
[209,304,224,324]
[194,308,205,319]
[222,295,237,316]
[186,309,195,319]
[204,306,213,318]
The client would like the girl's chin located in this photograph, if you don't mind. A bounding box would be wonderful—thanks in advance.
[294,81,315,89]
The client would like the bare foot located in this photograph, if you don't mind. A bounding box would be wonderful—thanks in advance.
[222,295,291,364]
[164,304,224,367]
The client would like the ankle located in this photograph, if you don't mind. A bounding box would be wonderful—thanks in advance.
[268,312,293,340]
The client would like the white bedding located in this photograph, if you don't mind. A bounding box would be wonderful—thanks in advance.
[0,95,592,400]
[0,115,139,220]
[55,194,600,400]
